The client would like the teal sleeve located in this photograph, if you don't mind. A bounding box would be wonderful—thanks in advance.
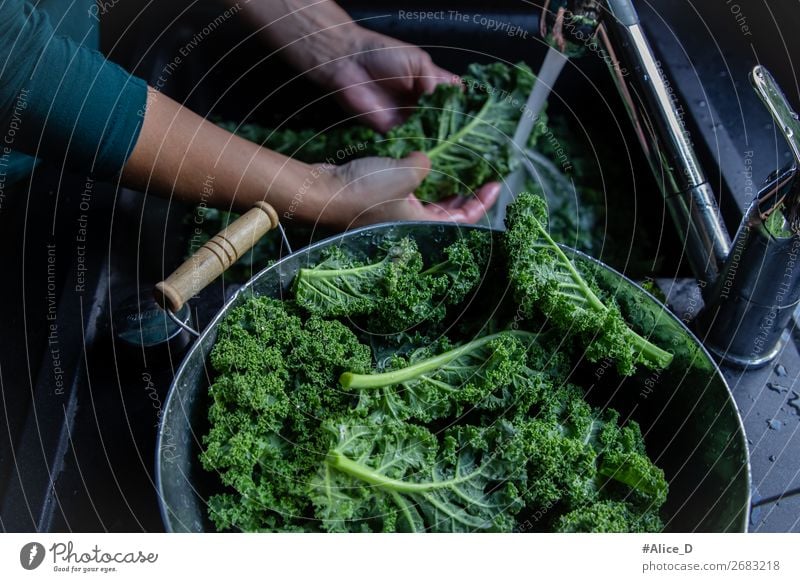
[0,0,148,179]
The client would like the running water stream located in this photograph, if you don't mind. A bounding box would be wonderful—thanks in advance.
[491,46,570,228]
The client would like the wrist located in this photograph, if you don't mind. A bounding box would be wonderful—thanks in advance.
[276,160,339,224]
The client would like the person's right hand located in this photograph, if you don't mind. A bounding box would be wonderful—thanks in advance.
[299,152,501,230]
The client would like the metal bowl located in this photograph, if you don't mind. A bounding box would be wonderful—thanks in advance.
[156,222,751,532]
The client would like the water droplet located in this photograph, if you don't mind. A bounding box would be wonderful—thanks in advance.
[767,418,784,430]
[767,382,789,394]
[775,364,788,377]
[769,455,776,462]
[787,392,800,416]
[698,100,707,107]
[643,74,649,82]
[792,112,799,120]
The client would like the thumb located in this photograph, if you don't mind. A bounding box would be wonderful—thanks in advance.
[345,152,431,198]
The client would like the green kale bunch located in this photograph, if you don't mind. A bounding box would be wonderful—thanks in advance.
[200,198,672,531]
[504,192,673,375]
[219,61,547,203]
[292,230,492,333]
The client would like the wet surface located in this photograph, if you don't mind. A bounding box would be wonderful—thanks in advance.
[659,278,800,532]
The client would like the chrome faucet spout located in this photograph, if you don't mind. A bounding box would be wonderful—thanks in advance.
[541,4,800,366]
[541,0,732,285]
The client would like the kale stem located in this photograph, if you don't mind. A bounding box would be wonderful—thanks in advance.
[628,331,673,369]
[424,98,494,160]
[326,451,472,493]
[536,222,606,313]
[339,331,538,389]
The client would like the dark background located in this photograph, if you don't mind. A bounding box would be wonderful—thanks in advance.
[1,0,799,532]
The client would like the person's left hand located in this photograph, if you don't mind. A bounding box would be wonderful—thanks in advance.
[311,28,457,132]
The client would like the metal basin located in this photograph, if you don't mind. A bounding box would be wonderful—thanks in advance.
[156,222,751,532]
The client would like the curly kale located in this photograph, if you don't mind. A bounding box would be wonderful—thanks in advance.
[293,231,491,332]
[342,330,539,422]
[554,500,664,533]
[200,215,671,532]
[293,238,423,319]
[378,62,547,202]
[504,191,673,375]
[201,296,372,531]
[313,421,526,532]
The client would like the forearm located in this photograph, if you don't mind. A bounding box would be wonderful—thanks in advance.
[122,88,321,219]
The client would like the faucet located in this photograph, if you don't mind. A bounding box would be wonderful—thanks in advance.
[540,1,800,367]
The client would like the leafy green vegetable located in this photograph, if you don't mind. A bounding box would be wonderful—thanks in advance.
[200,194,672,533]
[504,191,673,375]
[313,421,525,532]
[378,62,546,202]
[293,231,491,332]
[342,330,539,422]
[200,296,372,531]
[219,62,547,203]
[293,238,422,319]
[554,500,664,533]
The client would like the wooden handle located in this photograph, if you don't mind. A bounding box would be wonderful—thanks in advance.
[155,202,279,312]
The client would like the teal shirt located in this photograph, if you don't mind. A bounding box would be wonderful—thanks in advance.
[0,0,147,183]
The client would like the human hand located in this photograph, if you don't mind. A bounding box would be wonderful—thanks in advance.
[311,29,457,132]
[238,1,455,131]
[303,152,500,229]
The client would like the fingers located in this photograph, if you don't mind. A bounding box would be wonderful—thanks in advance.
[418,63,458,94]
[358,107,404,133]
[460,182,501,222]
[416,55,458,94]
[336,77,406,132]
[417,182,501,224]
